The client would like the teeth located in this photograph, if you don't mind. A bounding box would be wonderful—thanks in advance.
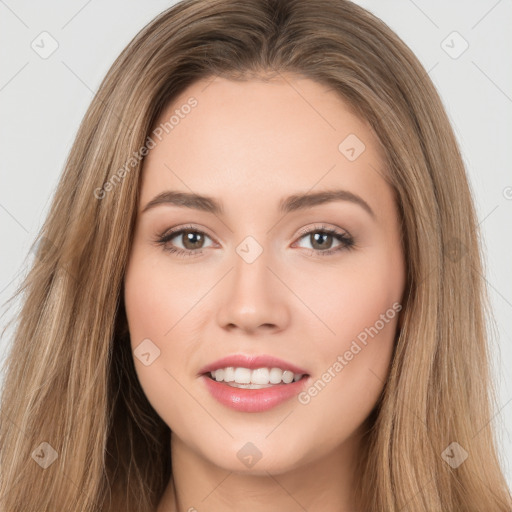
[235,367,251,384]
[210,367,304,386]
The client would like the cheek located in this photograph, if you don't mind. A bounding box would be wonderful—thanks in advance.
[124,248,204,342]
[122,251,200,425]
[297,249,402,351]
[294,250,403,428]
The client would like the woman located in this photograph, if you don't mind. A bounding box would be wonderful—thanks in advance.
[1,0,510,510]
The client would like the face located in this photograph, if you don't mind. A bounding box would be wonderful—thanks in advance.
[124,74,406,475]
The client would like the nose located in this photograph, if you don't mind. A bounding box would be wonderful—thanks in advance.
[216,248,290,335]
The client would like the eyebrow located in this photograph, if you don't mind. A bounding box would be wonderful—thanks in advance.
[141,189,375,219]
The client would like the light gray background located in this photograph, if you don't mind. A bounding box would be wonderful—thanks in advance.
[1,0,511,488]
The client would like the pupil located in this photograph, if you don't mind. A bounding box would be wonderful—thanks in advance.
[184,230,203,249]
[312,232,332,250]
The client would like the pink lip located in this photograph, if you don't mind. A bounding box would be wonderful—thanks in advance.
[198,354,309,376]
[201,375,310,412]
[198,353,310,413]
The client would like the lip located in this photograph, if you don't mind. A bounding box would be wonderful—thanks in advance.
[201,374,310,412]
[198,353,310,413]
[198,354,309,376]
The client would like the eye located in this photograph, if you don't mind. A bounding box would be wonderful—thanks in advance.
[293,224,355,256]
[155,224,215,258]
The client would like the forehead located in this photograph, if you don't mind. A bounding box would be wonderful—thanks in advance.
[139,75,392,220]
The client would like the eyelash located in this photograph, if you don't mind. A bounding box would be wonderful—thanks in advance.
[155,223,355,258]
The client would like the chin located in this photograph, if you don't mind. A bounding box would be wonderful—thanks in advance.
[198,437,308,476]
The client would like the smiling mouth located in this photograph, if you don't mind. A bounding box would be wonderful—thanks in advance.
[201,367,311,412]
[203,372,309,389]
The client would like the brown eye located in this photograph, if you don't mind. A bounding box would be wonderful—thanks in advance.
[308,232,335,250]
[156,225,215,257]
[294,225,355,256]
[180,230,206,250]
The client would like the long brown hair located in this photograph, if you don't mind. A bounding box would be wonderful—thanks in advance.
[1,0,510,510]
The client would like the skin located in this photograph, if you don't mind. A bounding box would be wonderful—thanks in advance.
[123,73,406,512]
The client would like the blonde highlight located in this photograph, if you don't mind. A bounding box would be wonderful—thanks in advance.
[1,0,510,510]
